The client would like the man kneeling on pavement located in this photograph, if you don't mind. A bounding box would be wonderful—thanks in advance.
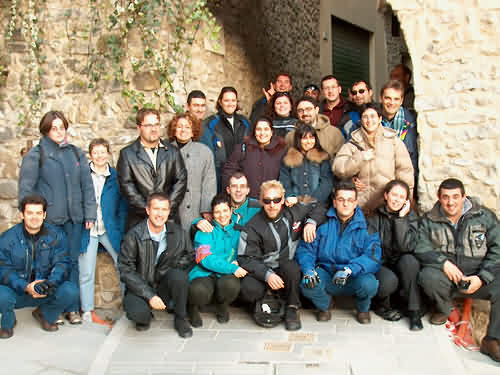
[296,180,381,324]
[0,195,79,339]
[118,193,194,338]
[415,178,500,362]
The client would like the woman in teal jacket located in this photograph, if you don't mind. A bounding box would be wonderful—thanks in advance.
[188,194,248,327]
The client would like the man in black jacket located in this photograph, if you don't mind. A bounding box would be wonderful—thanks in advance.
[237,180,321,331]
[118,193,194,337]
[117,108,187,229]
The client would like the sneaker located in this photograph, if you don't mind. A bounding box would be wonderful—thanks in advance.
[215,304,230,324]
[284,305,301,331]
[82,311,92,323]
[174,317,193,338]
[66,311,82,325]
[55,314,65,325]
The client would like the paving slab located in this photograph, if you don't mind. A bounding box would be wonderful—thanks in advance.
[3,306,500,375]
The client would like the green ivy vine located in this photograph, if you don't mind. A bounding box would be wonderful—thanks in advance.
[4,0,219,126]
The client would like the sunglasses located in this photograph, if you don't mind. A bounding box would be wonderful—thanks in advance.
[262,197,282,205]
[351,89,366,96]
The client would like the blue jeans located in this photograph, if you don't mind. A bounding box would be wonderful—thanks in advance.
[300,267,379,313]
[0,282,79,329]
[78,233,120,312]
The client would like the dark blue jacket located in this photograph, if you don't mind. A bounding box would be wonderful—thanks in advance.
[80,166,128,254]
[280,147,333,203]
[0,223,71,294]
[18,136,97,225]
[295,206,381,277]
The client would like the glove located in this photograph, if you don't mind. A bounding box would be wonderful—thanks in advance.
[333,267,352,286]
[34,281,56,296]
[302,270,320,289]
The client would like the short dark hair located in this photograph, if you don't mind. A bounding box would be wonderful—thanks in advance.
[211,193,231,211]
[146,192,170,208]
[360,102,382,118]
[380,80,404,97]
[296,95,319,109]
[333,180,358,199]
[228,171,248,184]
[216,86,240,113]
[20,194,47,213]
[351,80,372,91]
[320,75,339,89]
[89,138,111,155]
[39,111,69,136]
[384,179,410,200]
[136,108,160,126]
[187,90,206,104]
[274,72,292,85]
[438,178,465,196]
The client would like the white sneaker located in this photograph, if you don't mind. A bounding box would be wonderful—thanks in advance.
[82,311,92,323]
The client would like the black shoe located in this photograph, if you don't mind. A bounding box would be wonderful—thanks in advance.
[188,305,203,328]
[409,311,423,331]
[374,306,402,322]
[284,305,301,331]
[135,322,151,331]
[174,317,193,338]
[215,304,230,324]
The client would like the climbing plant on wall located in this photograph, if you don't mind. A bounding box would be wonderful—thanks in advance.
[4,0,219,126]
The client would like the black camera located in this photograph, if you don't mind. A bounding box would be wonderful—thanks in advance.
[457,279,470,290]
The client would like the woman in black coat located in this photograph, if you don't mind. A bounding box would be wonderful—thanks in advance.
[367,179,423,331]
[279,123,333,206]
[221,116,287,199]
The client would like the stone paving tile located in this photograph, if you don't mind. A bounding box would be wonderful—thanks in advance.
[164,351,241,362]
[182,337,262,353]
[276,363,349,375]
[195,363,273,375]
[107,362,193,375]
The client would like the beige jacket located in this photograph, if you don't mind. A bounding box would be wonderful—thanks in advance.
[285,114,344,161]
[333,126,414,213]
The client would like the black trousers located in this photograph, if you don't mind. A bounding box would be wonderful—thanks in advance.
[239,259,301,307]
[375,254,422,312]
[189,274,240,307]
[123,268,189,325]
[419,266,500,339]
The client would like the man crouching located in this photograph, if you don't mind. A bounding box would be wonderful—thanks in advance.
[0,195,79,338]
[119,193,194,338]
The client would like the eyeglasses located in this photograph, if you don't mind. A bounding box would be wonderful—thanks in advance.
[141,123,161,128]
[297,107,315,114]
[262,197,282,205]
[335,198,356,204]
[351,89,366,96]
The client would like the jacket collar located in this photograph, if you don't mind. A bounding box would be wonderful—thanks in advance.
[426,197,480,224]
[326,205,366,227]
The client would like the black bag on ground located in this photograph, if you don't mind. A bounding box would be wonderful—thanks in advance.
[253,290,285,328]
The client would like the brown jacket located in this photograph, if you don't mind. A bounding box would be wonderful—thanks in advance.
[333,126,414,213]
[285,114,344,162]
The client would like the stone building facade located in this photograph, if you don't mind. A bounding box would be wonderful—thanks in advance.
[0,0,499,231]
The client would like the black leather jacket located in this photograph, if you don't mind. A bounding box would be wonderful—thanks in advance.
[118,220,194,301]
[117,138,187,217]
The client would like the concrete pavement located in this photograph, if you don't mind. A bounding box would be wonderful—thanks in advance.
[2,304,498,375]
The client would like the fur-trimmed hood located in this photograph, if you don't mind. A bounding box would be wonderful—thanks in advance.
[282,147,329,168]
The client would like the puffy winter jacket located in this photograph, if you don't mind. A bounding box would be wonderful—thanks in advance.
[415,197,500,284]
[0,223,71,294]
[188,221,240,281]
[295,206,381,277]
[280,147,333,203]
[19,136,97,225]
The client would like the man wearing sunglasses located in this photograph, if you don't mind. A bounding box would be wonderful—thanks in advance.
[338,80,374,139]
[296,180,381,324]
[237,180,325,331]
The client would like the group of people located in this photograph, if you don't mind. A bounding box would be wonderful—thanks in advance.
[0,69,499,364]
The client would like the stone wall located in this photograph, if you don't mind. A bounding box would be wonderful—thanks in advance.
[384,10,410,73]
[387,0,500,213]
[0,0,265,231]
[252,0,321,99]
